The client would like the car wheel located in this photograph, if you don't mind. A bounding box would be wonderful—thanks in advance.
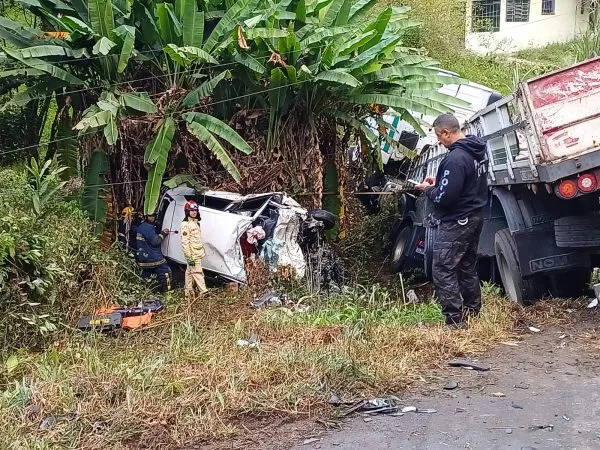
[495,228,545,306]
[310,209,337,230]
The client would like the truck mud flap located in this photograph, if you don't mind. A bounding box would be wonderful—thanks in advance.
[513,229,590,278]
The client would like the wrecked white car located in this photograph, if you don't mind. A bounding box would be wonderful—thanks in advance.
[155,185,341,286]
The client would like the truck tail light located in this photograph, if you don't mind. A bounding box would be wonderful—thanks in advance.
[558,179,578,198]
[577,173,597,193]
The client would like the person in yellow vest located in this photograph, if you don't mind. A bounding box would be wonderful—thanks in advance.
[180,200,207,299]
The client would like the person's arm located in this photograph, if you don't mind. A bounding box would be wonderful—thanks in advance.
[141,225,164,248]
[424,157,466,208]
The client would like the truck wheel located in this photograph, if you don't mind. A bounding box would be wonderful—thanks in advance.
[495,228,545,306]
[391,225,413,273]
[310,209,337,230]
[424,225,438,280]
[555,215,600,248]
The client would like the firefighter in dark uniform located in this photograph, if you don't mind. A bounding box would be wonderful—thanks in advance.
[417,114,489,328]
[136,212,173,293]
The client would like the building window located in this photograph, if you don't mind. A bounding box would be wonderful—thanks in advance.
[506,0,531,22]
[541,0,555,15]
[471,0,501,32]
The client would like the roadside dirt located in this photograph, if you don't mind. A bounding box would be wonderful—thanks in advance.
[202,308,600,450]
[286,310,600,450]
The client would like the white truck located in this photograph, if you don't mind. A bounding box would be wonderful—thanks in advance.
[391,56,600,305]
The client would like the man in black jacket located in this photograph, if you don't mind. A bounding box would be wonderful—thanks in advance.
[417,114,489,327]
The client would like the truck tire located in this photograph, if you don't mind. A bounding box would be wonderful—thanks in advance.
[555,215,600,248]
[424,225,438,280]
[495,228,545,306]
[310,209,337,230]
[391,225,414,274]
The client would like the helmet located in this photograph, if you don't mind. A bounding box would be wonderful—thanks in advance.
[184,200,198,212]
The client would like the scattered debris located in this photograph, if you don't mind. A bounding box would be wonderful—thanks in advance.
[390,412,405,417]
[338,397,401,417]
[520,447,539,450]
[443,381,458,390]
[528,326,541,333]
[236,333,260,348]
[363,417,373,423]
[455,408,467,413]
[500,341,519,347]
[417,408,437,414]
[505,428,513,435]
[565,308,576,313]
[39,416,57,430]
[406,289,419,304]
[558,334,567,340]
[491,392,506,398]
[401,406,417,413]
[562,415,570,421]
[512,403,523,410]
[587,298,598,309]
[250,290,290,308]
[448,359,491,371]
[528,424,554,431]
[303,438,321,445]
[514,383,530,390]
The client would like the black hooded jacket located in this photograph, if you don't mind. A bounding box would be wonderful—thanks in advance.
[425,135,489,222]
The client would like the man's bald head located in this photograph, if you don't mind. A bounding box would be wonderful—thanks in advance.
[432,113,464,148]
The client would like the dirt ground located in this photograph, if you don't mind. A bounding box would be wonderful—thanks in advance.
[204,307,600,450]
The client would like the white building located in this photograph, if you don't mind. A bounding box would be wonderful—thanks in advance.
[465,0,592,54]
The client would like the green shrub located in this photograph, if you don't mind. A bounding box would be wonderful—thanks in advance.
[0,164,140,354]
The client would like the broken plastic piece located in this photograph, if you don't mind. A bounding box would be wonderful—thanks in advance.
[528,326,541,333]
[448,359,491,371]
[587,298,598,309]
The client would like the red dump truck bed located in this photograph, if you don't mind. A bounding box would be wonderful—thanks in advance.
[523,57,600,165]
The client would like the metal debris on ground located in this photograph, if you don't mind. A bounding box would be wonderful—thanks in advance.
[236,333,260,348]
[528,326,541,333]
[529,424,554,431]
[448,359,491,371]
[443,381,458,390]
[39,416,57,430]
[336,396,438,417]
[562,415,570,421]
[250,290,291,308]
[406,289,419,304]
[491,392,506,397]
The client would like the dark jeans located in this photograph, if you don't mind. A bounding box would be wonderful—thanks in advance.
[141,263,173,293]
[432,215,483,324]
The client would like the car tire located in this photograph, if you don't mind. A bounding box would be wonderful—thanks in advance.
[311,209,337,230]
[495,228,545,306]
[424,225,438,280]
[391,225,414,274]
[555,215,600,248]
